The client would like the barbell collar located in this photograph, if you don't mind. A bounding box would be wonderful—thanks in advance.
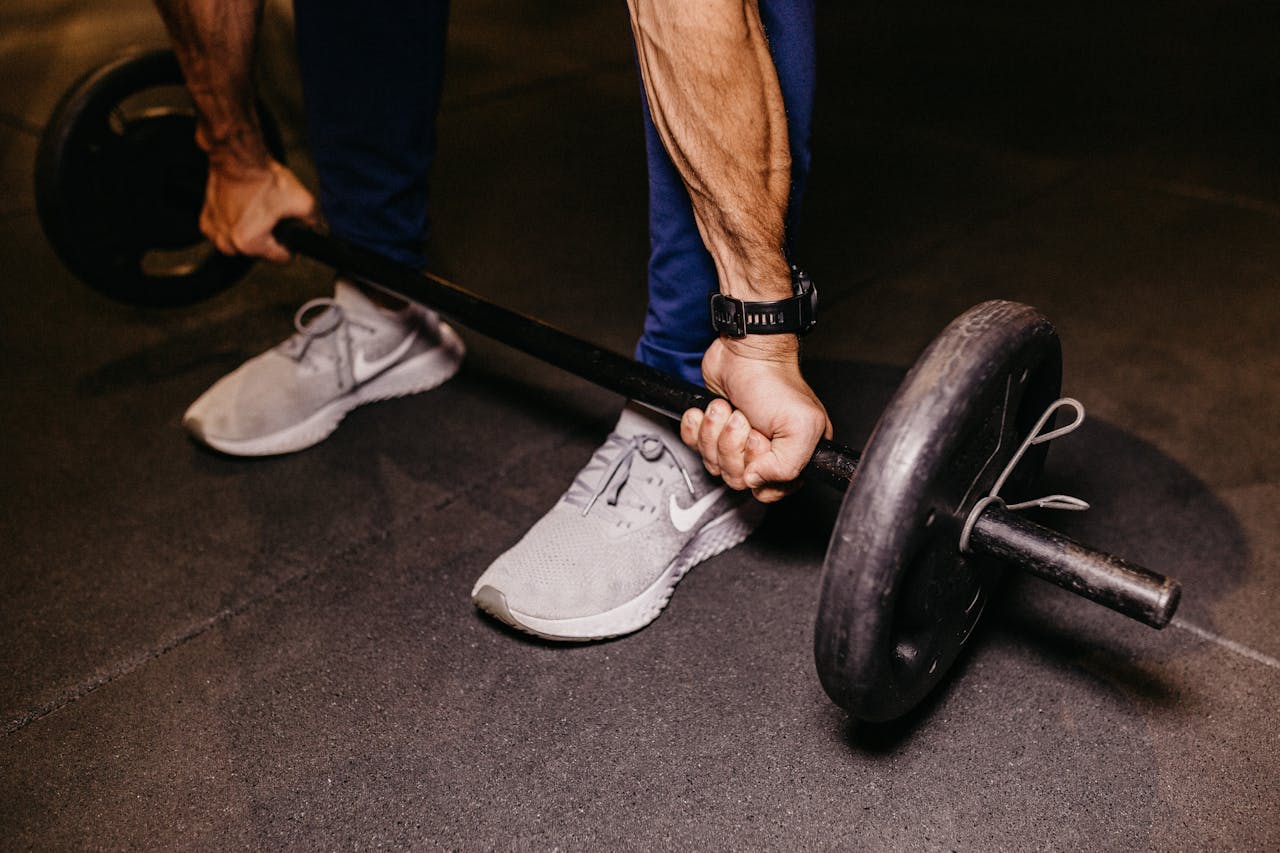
[272,218,862,490]
[968,503,1181,629]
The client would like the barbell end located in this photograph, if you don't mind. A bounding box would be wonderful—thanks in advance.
[1149,577,1182,630]
[969,504,1182,630]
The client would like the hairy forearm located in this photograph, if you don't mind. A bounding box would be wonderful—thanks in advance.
[154,0,268,173]
[628,0,793,304]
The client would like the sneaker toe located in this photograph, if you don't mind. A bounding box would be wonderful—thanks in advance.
[183,351,332,446]
[472,585,517,626]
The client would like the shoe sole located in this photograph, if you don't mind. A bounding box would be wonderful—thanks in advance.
[472,500,766,642]
[188,322,465,456]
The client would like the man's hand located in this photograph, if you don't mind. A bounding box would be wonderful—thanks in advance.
[201,158,316,263]
[680,335,831,503]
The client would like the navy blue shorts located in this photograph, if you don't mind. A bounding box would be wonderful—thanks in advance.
[292,0,815,385]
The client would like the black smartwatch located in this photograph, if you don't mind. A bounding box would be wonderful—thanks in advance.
[708,267,818,338]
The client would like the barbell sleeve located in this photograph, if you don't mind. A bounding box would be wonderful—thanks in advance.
[967,503,1181,628]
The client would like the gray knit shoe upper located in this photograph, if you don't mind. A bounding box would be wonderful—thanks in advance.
[183,280,464,456]
[472,404,765,641]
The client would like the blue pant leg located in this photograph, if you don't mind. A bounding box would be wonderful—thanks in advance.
[634,0,817,386]
[759,0,818,243]
[292,0,449,269]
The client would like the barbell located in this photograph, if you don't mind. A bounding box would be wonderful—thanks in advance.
[35,49,1182,723]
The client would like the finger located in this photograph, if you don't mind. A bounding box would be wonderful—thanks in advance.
[743,430,799,502]
[752,482,799,504]
[743,435,809,491]
[745,429,769,467]
[746,402,831,488]
[257,236,293,265]
[231,215,292,263]
[680,408,703,451]
[296,196,319,224]
[697,399,733,476]
[210,231,237,257]
[281,193,318,226]
[715,409,752,489]
[200,207,240,257]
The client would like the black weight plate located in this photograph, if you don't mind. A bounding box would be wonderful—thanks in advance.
[35,49,285,307]
[815,300,1062,722]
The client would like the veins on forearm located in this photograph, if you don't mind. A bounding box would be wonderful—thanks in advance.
[154,0,269,170]
[628,0,793,300]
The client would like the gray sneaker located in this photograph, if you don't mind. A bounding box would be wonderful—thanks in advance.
[183,280,464,455]
[472,404,765,641]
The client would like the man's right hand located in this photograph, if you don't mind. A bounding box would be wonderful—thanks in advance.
[200,158,317,263]
[681,335,832,504]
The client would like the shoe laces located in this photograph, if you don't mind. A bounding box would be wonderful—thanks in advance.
[565,433,697,521]
[293,297,345,336]
[282,297,378,361]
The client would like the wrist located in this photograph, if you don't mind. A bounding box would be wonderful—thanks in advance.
[201,132,271,172]
[718,333,800,364]
[194,99,271,173]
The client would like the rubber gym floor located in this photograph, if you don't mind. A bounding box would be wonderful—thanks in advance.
[3,1,1278,849]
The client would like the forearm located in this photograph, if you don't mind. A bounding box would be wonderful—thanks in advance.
[627,0,793,306]
[154,0,269,174]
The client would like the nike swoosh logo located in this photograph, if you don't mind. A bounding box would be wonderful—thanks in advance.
[351,330,418,384]
[669,487,727,533]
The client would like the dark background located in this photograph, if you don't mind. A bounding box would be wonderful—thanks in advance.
[2,1,1278,848]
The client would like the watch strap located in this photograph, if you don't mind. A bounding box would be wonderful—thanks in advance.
[709,269,817,337]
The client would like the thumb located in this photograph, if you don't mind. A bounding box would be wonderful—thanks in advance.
[742,430,810,490]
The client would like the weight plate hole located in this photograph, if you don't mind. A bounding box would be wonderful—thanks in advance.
[117,87,195,120]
